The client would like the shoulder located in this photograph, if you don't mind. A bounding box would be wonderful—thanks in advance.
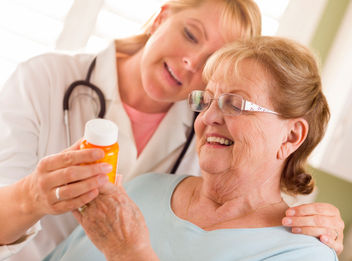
[264,227,338,260]
[1,51,95,99]
[18,51,94,79]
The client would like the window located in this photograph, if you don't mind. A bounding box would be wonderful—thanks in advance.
[85,0,290,51]
[255,0,290,36]
[0,0,73,87]
[0,1,290,87]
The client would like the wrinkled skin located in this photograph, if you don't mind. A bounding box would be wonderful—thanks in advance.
[73,176,159,261]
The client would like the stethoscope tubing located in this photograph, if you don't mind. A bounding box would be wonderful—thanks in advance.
[63,57,105,146]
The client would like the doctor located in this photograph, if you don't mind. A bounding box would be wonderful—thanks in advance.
[0,0,344,260]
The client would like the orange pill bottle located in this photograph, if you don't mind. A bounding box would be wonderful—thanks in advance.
[80,119,119,184]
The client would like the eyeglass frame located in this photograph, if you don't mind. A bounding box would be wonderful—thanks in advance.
[188,90,280,116]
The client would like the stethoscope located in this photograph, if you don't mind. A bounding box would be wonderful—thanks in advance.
[63,57,196,174]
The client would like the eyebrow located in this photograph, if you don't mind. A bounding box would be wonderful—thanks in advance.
[188,18,208,41]
[206,82,251,100]
[229,90,251,100]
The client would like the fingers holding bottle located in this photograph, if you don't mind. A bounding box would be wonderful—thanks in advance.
[41,144,105,171]
[50,162,112,201]
[23,118,119,218]
[25,147,112,217]
[51,117,120,215]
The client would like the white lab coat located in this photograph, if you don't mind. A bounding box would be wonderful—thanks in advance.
[0,42,200,261]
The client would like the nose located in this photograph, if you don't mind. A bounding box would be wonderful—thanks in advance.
[182,52,205,73]
[200,98,224,126]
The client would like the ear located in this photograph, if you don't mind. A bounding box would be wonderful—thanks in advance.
[277,118,309,160]
[150,5,170,34]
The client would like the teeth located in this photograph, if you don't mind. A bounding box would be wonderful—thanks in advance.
[166,64,182,84]
[206,136,234,146]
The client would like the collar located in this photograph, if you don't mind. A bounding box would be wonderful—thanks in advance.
[168,99,194,130]
[90,41,119,102]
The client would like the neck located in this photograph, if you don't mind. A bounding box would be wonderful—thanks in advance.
[198,169,284,216]
[116,49,172,113]
[174,172,287,230]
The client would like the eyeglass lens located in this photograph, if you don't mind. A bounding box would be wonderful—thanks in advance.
[188,90,243,115]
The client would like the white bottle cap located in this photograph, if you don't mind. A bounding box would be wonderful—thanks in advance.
[84,119,118,146]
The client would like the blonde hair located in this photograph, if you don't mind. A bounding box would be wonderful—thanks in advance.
[115,0,261,55]
[203,36,330,195]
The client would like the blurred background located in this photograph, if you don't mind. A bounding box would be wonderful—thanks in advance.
[0,0,351,259]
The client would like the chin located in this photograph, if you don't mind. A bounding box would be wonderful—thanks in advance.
[199,157,231,175]
[145,83,178,103]
[199,147,234,173]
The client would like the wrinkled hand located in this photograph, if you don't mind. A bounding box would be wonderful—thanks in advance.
[282,202,344,255]
[73,176,158,261]
[24,139,111,217]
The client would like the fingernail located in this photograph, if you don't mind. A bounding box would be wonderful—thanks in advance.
[283,218,292,225]
[94,149,104,158]
[116,174,123,186]
[98,175,109,185]
[89,189,99,197]
[321,235,329,243]
[286,209,295,216]
[101,163,112,172]
[292,227,301,233]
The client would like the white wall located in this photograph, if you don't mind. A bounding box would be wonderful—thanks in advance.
[309,0,352,182]
[276,0,328,45]
[274,0,352,183]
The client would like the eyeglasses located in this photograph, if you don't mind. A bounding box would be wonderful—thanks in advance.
[188,90,279,116]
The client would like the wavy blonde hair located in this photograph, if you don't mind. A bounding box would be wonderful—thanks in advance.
[203,36,330,195]
[114,0,261,55]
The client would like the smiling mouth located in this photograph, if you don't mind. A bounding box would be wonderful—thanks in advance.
[164,62,182,86]
[206,136,234,146]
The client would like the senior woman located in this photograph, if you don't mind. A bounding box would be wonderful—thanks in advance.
[44,36,337,261]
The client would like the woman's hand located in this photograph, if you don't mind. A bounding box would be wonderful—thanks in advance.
[282,202,345,254]
[72,176,159,261]
[0,139,112,245]
[24,139,111,217]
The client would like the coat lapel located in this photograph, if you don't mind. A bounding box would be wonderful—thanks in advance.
[131,100,193,176]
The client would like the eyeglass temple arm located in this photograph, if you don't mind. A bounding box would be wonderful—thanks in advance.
[243,100,279,115]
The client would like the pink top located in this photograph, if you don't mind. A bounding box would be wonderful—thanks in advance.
[123,103,167,156]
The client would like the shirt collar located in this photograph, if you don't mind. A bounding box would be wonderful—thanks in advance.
[91,41,119,102]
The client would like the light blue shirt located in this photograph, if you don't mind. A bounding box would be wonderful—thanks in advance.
[45,173,338,261]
